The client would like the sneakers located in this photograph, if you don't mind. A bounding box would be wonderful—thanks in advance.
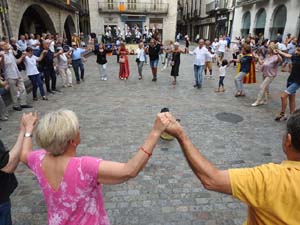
[103,77,107,81]
[251,100,267,107]
[20,105,33,109]
[0,116,8,121]
[275,112,287,121]
[42,96,48,101]
[13,106,22,111]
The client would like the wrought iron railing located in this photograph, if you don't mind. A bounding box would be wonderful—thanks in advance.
[206,0,228,13]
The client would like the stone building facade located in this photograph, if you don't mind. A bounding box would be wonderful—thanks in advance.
[231,0,300,41]
[89,0,177,43]
[177,0,235,42]
[0,0,89,42]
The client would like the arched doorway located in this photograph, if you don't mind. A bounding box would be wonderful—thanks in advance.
[19,4,55,36]
[241,11,251,38]
[270,5,287,40]
[64,15,76,46]
[254,9,266,37]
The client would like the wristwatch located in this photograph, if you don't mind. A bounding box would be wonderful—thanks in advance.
[24,132,32,138]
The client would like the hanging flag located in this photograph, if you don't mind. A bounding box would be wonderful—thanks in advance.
[119,0,125,12]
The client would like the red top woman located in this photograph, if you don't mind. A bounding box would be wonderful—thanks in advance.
[118,43,130,80]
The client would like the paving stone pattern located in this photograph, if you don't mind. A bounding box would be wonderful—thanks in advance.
[0,47,294,225]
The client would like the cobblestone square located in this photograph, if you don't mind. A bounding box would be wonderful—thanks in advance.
[1,49,292,225]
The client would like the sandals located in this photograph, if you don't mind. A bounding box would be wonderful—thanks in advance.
[172,81,176,85]
[235,91,245,97]
[275,112,287,121]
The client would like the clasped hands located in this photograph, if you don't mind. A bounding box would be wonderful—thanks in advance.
[153,112,183,138]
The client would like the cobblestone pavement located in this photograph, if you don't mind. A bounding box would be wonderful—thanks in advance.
[1,47,295,225]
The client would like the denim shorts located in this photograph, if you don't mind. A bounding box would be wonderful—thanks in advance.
[150,59,159,68]
[285,81,300,94]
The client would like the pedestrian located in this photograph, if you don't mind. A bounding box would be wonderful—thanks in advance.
[251,45,282,107]
[162,41,174,71]
[215,59,229,93]
[40,39,63,94]
[0,113,37,225]
[281,37,297,73]
[231,44,253,97]
[19,109,170,225]
[118,42,130,80]
[204,40,214,79]
[0,42,32,111]
[188,39,210,89]
[217,35,227,65]
[275,46,300,121]
[95,43,108,81]
[136,42,145,80]
[163,110,300,225]
[23,47,48,101]
[170,42,185,85]
[71,42,87,84]
[145,38,161,81]
[57,47,73,87]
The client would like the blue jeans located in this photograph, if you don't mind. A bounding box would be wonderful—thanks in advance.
[234,71,247,92]
[72,59,85,81]
[0,201,12,225]
[194,65,204,87]
[29,74,45,98]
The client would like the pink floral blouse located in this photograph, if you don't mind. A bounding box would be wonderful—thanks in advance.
[27,150,110,225]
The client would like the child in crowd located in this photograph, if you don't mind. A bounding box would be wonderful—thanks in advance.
[215,59,229,92]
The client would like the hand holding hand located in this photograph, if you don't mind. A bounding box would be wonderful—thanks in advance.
[22,112,38,133]
[164,112,184,139]
[152,112,171,135]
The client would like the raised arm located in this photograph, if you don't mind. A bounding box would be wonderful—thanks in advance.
[0,127,25,173]
[165,113,232,195]
[20,112,38,165]
[97,113,170,185]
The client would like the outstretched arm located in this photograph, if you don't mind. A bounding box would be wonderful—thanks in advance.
[165,113,232,195]
[0,129,25,173]
[97,113,170,185]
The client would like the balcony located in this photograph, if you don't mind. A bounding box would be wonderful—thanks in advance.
[43,0,81,11]
[98,2,169,15]
[206,0,228,14]
[237,0,264,7]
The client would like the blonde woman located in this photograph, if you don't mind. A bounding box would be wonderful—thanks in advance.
[20,109,171,225]
[251,44,282,106]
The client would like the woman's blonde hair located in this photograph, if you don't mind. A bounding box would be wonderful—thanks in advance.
[35,109,79,156]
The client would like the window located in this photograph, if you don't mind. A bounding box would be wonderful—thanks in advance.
[127,0,136,10]
[107,0,114,10]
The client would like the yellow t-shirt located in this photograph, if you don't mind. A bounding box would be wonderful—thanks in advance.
[229,161,300,225]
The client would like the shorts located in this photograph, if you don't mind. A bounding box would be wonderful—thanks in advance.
[285,81,300,94]
[150,59,159,68]
[218,51,224,58]
[285,58,292,64]
[205,62,212,70]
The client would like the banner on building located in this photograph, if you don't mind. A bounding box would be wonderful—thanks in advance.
[119,0,125,12]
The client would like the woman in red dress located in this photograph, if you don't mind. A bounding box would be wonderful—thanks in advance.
[118,43,130,80]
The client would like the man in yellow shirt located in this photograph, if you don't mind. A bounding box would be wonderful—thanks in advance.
[164,110,300,224]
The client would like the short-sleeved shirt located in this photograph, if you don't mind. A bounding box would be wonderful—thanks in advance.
[24,55,40,76]
[3,51,21,79]
[287,54,300,83]
[40,50,54,69]
[239,55,253,73]
[287,42,296,55]
[219,66,226,77]
[191,46,210,66]
[148,44,161,61]
[27,150,110,225]
[229,161,300,225]
[218,40,227,53]
[72,48,86,61]
[0,139,18,204]
[260,55,279,78]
